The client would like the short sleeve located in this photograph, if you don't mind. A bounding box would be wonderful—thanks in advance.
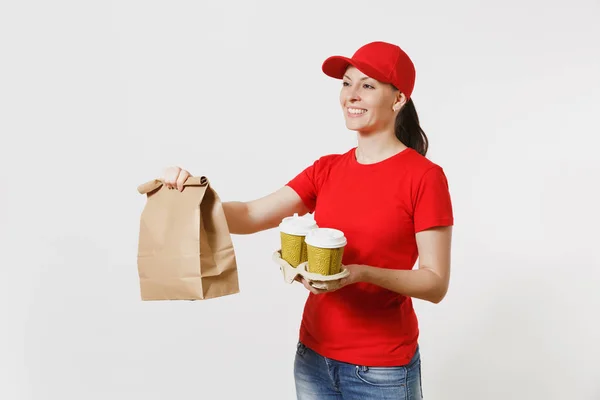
[286,159,321,213]
[413,166,454,233]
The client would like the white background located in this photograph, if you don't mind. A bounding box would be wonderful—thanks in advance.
[1,0,599,399]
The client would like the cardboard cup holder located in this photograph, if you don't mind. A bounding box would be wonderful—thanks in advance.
[272,250,349,290]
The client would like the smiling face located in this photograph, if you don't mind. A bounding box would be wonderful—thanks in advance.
[340,66,405,134]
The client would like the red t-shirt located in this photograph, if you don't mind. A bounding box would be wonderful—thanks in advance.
[286,146,454,367]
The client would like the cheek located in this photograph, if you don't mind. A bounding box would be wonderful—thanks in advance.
[370,96,392,115]
[365,100,393,125]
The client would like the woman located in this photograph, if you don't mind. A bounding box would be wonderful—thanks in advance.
[163,41,453,400]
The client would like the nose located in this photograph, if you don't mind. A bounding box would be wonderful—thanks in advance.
[345,85,361,104]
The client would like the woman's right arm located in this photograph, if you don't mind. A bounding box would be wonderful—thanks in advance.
[162,166,310,235]
[223,186,309,234]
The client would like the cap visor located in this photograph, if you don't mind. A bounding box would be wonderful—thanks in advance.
[322,56,353,78]
[322,56,389,83]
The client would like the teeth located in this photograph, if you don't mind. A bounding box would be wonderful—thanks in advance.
[348,108,366,114]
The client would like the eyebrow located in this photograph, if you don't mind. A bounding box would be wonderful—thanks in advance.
[343,75,372,82]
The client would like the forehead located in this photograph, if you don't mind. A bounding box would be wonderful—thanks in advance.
[344,65,375,81]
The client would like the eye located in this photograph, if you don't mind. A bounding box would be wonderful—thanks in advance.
[363,83,375,89]
[342,81,350,87]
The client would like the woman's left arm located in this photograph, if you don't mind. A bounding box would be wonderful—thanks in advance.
[360,226,452,303]
[302,226,453,303]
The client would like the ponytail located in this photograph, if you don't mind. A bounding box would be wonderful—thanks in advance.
[394,98,428,157]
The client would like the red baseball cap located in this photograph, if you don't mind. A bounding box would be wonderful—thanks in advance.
[322,41,416,99]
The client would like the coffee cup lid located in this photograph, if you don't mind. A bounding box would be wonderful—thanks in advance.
[305,228,347,249]
[279,213,318,236]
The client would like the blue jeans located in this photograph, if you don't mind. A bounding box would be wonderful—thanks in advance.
[294,342,423,400]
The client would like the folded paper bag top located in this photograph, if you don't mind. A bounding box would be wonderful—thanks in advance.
[136,176,240,301]
[136,176,208,195]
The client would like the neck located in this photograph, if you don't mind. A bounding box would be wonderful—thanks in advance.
[355,129,407,164]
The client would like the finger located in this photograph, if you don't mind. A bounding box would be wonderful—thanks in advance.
[311,285,330,294]
[164,166,180,189]
[301,278,317,293]
[162,167,174,188]
[176,170,190,191]
[301,278,311,290]
[304,279,326,295]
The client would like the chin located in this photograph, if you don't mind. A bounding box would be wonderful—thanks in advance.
[345,121,366,131]
[348,125,372,135]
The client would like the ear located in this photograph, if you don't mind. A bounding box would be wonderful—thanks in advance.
[392,92,407,112]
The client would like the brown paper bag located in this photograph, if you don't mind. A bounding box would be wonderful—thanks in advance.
[136,176,239,300]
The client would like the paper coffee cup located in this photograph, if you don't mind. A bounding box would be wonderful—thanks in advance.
[279,213,318,267]
[305,228,347,276]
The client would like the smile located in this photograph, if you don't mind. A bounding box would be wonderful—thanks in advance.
[347,108,367,116]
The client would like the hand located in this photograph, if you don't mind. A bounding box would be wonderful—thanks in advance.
[295,264,365,295]
[162,166,191,192]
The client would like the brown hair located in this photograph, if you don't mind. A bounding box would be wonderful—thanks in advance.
[394,98,429,157]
